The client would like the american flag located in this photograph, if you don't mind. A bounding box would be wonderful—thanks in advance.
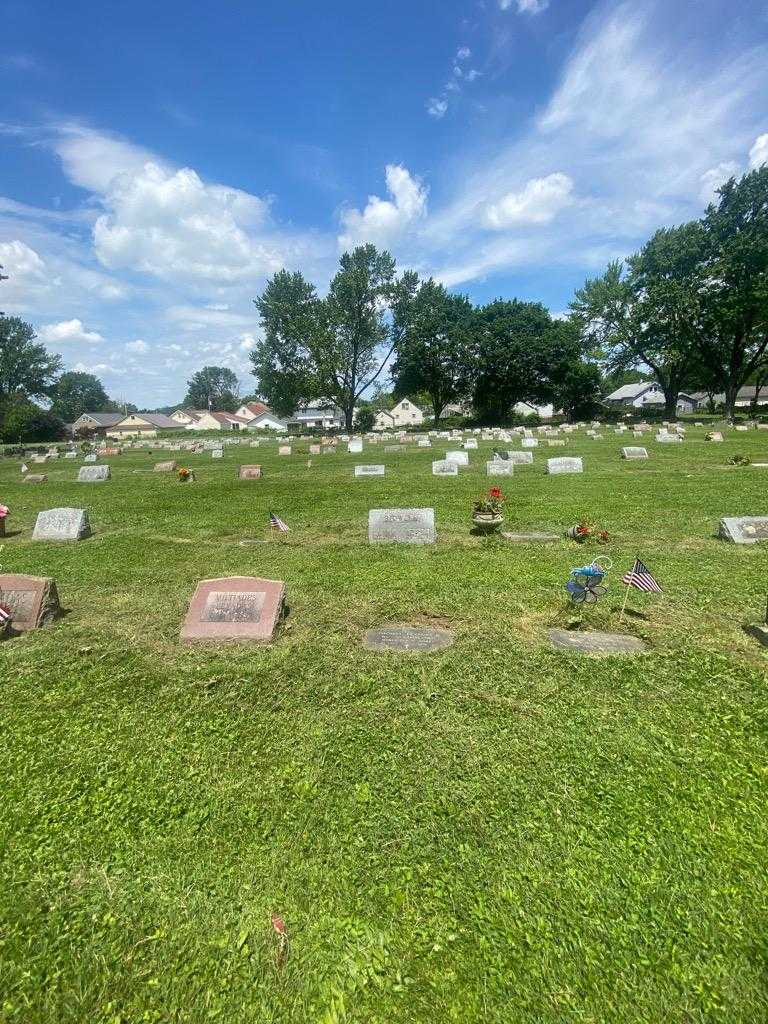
[0,602,11,627]
[621,559,662,593]
[269,511,290,533]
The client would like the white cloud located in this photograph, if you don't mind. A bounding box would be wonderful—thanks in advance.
[39,318,104,344]
[338,165,428,249]
[749,133,768,170]
[456,47,472,60]
[484,173,574,227]
[126,338,149,354]
[52,124,161,194]
[699,161,740,204]
[500,0,549,11]
[426,97,448,119]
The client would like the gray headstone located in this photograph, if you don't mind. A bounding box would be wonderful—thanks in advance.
[445,450,468,466]
[718,516,768,544]
[348,439,363,453]
[486,461,514,476]
[354,465,385,477]
[383,445,402,453]
[32,507,91,542]
[546,457,583,475]
[64,451,77,459]
[549,629,647,654]
[153,460,177,472]
[432,460,458,476]
[363,625,454,653]
[368,508,435,544]
[521,438,538,448]
[211,449,224,459]
[507,451,534,465]
[23,474,48,484]
[621,447,649,460]
[83,453,98,463]
[77,465,111,482]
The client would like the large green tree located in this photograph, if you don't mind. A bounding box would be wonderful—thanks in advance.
[470,300,558,423]
[250,270,323,418]
[570,222,708,417]
[253,245,418,429]
[183,366,240,412]
[697,167,768,419]
[50,371,110,422]
[0,316,62,417]
[0,398,65,443]
[390,279,474,423]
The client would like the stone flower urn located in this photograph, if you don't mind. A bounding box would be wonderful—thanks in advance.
[472,512,504,534]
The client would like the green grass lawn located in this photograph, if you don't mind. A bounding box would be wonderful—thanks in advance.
[1,429,767,1023]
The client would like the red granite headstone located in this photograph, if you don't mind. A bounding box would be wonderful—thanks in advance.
[181,576,285,643]
[0,574,61,633]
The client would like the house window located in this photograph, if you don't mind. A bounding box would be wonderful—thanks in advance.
[402,401,409,409]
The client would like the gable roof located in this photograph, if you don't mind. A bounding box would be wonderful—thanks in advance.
[209,411,251,425]
[604,381,657,401]
[75,412,124,426]
[247,411,288,427]
[239,401,270,417]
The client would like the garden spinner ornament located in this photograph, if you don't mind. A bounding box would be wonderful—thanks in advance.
[566,558,612,605]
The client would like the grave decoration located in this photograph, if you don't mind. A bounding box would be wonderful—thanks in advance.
[178,467,196,483]
[472,487,505,533]
[269,511,290,534]
[565,520,609,544]
[618,558,663,623]
[0,504,8,538]
[566,558,611,605]
[727,454,751,466]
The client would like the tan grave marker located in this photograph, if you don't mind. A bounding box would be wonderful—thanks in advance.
[0,574,61,633]
[23,474,48,484]
[153,460,177,472]
[181,576,285,643]
[238,465,262,480]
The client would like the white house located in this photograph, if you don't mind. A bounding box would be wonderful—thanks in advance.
[71,412,124,434]
[170,408,205,426]
[374,398,424,430]
[604,381,698,413]
[245,411,288,432]
[291,403,344,429]
[185,411,253,431]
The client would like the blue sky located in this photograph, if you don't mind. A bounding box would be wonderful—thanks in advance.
[1,0,767,407]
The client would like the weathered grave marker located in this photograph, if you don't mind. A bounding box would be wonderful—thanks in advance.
[547,457,583,475]
[23,474,47,484]
[363,625,454,653]
[549,629,647,654]
[77,465,111,482]
[355,465,385,477]
[486,461,514,476]
[0,574,60,632]
[718,516,768,544]
[432,460,458,476]
[621,447,649,460]
[32,507,91,542]
[153,460,177,472]
[238,465,262,480]
[445,450,468,466]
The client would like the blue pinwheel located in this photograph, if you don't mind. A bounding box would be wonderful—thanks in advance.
[566,559,612,604]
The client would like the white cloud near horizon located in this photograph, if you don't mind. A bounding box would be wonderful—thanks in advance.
[338,164,428,249]
[38,318,104,344]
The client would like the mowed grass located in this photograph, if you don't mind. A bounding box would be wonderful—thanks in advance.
[1,429,767,1023]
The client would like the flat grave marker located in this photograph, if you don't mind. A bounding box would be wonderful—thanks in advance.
[279,446,291,456]
[153,460,177,472]
[368,508,435,544]
[487,461,514,476]
[445,450,469,466]
[432,460,458,476]
[549,629,647,654]
[32,507,91,542]
[355,465,385,477]
[23,474,47,484]
[363,625,454,653]
[622,447,649,460]
[719,516,768,544]
[521,438,539,448]
[502,531,558,542]
[181,576,285,643]
[507,451,534,465]
[238,465,262,480]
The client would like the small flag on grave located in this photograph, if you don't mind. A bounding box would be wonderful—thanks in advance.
[0,602,12,627]
[269,511,290,533]
[621,559,662,593]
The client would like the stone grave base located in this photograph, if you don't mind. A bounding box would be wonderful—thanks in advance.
[363,625,454,653]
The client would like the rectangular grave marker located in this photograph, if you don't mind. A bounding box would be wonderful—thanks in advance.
[719,516,768,544]
[32,507,91,541]
[368,508,436,544]
[153,460,177,472]
[445,450,468,466]
[0,574,60,632]
[547,456,583,475]
[181,576,284,642]
[238,465,262,480]
[354,465,385,477]
[487,461,514,476]
[622,447,649,459]
[432,460,458,476]
[77,465,111,482]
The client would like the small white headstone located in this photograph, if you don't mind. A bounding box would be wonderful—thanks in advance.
[445,450,468,466]
[354,465,385,477]
[368,508,436,544]
[487,461,514,476]
[432,460,458,476]
[547,457,583,475]
[622,447,649,460]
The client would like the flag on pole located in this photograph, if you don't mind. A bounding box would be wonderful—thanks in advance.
[621,559,662,593]
[0,602,12,627]
[269,511,290,533]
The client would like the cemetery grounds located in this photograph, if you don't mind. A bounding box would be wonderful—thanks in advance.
[1,426,767,1024]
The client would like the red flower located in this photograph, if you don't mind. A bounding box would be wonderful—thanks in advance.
[489,487,502,499]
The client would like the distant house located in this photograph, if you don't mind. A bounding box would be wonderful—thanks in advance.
[291,403,344,430]
[187,411,253,431]
[245,411,288,432]
[689,386,766,409]
[235,401,271,420]
[170,408,206,426]
[107,413,179,438]
[374,398,424,430]
[604,381,698,413]
[71,412,124,434]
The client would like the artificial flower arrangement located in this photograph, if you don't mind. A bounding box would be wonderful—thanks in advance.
[472,487,506,533]
[566,519,609,544]
[727,454,751,466]
[177,467,195,482]
[0,503,9,538]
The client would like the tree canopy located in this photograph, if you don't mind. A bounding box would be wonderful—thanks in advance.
[50,371,111,423]
[183,366,240,412]
[0,315,62,409]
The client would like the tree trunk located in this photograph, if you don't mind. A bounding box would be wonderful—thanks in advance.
[663,390,678,418]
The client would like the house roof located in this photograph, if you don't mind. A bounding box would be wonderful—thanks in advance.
[240,401,270,417]
[247,411,288,427]
[209,411,251,425]
[76,412,124,426]
[112,413,178,429]
[604,381,656,401]
[690,386,763,401]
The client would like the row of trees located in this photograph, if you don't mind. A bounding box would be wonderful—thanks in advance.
[0,315,134,441]
[571,167,768,418]
[251,247,601,429]
[251,166,768,425]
